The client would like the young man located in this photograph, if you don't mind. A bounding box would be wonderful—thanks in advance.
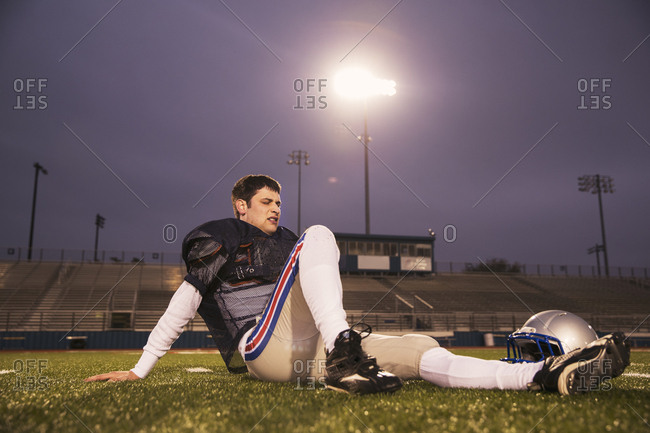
[86,175,630,396]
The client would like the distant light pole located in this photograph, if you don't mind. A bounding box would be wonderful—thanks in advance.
[334,68,396,234]
[578,174,614,277]
[27,162,48,261]
[287,151,309,234]
[94,214,106,262]
[362,101,370,235]
[587,244,604,276]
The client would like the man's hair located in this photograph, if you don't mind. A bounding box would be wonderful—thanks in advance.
[231,174,281,218]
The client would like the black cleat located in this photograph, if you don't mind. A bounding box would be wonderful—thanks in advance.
[528,332,631,395]
[325,326,402,395]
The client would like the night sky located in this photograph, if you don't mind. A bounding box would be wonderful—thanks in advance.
[1,1,649,269]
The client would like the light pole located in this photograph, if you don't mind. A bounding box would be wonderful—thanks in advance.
[28,162,48,261]
[587,244,604,276]
[287,151,309,234]
[94,214,105,262]
[578,174,614,277]
[362,100,370,234]
[334,68,396,234]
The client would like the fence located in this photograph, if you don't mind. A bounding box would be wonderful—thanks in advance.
[435,261,648,279]
[2,247,648,279]
[4,309,646,337]
[0,310,208,333]
[0,247,184,265]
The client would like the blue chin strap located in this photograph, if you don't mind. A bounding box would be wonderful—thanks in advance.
[501,332,565,363]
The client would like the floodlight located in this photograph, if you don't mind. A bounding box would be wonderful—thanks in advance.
[334,68,396,100]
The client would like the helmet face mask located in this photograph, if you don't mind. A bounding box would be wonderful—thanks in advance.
[502,310,598,363]
[505,332,564,363]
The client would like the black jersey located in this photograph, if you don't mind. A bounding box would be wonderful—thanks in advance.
[181,218,298,373]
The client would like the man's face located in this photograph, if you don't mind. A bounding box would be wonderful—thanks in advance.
[237,187,281,235]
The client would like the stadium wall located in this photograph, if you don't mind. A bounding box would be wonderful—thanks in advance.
[0,331,216,350]
[2,330,648,351]
[0,331,481,350]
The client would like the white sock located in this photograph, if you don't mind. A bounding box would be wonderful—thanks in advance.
[298,226,349,352]
[419,347,544,390]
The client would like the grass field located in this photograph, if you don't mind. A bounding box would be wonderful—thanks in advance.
[1,348,649,433]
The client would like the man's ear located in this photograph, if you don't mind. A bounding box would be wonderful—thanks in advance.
[236,199,247,216]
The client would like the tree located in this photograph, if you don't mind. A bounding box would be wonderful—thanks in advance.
[465,258,521,273]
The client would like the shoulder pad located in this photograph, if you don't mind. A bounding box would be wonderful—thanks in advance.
[276,226,299,242]
[183,231,223,262]
[182,219,252,263]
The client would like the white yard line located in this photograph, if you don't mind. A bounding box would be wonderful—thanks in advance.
[185,367,213,373]
[623,372,650,379]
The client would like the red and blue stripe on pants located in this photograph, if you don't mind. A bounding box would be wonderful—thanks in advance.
[244,232,306,361]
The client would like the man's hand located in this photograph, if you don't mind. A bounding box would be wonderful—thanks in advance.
[84,370,141,382]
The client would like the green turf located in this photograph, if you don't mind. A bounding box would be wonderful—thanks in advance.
[1,349,648,433]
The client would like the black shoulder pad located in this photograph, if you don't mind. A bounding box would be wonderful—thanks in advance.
[182,219,245,264]
[276,226,299,242]
[184,230,223,263]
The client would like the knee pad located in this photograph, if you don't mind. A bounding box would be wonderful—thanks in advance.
[363,333,440,380]
[401,333,440,352]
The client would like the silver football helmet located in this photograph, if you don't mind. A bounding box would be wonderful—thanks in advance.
[502,310,598,363]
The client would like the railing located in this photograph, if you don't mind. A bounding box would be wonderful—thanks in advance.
[4,310,648,334]
[2,247,647,279]
[0,247,184,265]
[434,261,649,279]
[2,310,649,350]
[0,310,208,333]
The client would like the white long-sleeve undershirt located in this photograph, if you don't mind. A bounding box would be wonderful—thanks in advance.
[130,280,203,378]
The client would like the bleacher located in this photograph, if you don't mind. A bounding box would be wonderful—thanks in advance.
[1,262,649,338]
[341,273,650,335]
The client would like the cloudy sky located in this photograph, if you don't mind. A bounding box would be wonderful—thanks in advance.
[1,0,649,269]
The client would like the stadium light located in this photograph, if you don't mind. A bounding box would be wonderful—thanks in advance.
[334,68,396,99]
[578,174,614,277]
[27,162,48,261]
[334,68,396,234]
[287,151,310,234]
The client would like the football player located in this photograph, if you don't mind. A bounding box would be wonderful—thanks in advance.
[86,175,630,395]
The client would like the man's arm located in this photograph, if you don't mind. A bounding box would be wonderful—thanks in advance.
[85,280,203,382]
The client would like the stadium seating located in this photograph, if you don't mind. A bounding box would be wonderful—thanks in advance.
[0,262,648,337]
